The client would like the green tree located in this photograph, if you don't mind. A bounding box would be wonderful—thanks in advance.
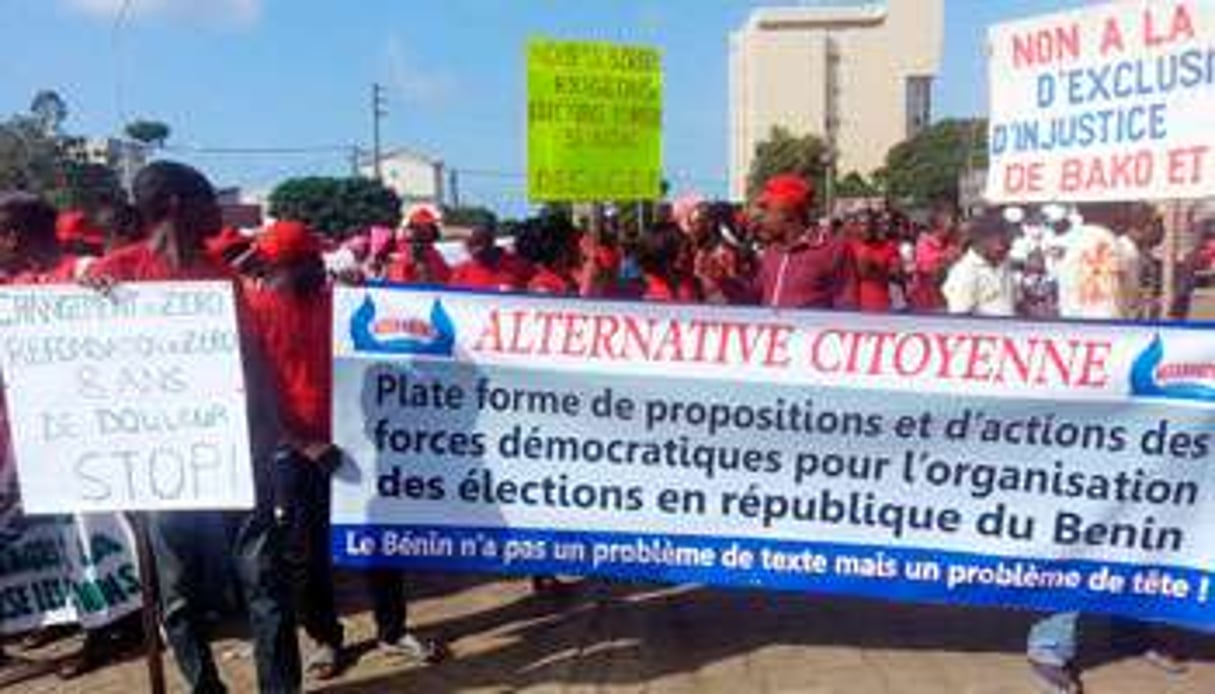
[834,171,879,199]
[746,126,829,204]
[0,115,122,211]
[882,118,988,208]
[46,160,123,211]
[125,119,171,148]
[441,205,497,229]
[0,116,61,191]
[269,176,402,238]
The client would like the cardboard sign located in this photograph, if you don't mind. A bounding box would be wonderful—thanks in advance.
[0,283,254,514]
[986,1,1215,202]
[527,38,663,202]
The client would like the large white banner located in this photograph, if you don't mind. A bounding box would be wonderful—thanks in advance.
[331,286,1215,630]
[986,0,1215,203]
[0,283,254,514]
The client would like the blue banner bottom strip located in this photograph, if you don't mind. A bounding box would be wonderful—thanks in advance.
[332,524,1215,631]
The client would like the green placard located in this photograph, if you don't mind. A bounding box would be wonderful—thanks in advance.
[527,39,663,203]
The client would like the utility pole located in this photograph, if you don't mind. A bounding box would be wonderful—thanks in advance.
[823,32,840,217]
[448,168,460,208]
[372,83,387,181]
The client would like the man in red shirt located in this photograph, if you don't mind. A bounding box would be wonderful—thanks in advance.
[752,175,857,310]
[387,207,451,285]
[241,221,348,680]
[88,162,301,693]
[450,225,533,291]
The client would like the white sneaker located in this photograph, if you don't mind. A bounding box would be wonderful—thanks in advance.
[379,632,446,665]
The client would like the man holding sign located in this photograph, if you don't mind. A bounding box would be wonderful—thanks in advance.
[84,162,301,693]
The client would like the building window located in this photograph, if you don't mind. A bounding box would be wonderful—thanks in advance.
[905,76,933,138]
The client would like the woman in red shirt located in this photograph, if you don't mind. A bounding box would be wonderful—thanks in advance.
[909,206,962,313]
[515,216,580,296]
[0,193,76,284]
[849,211,903,313]
[450,225,533,291]
[635,223,699,303]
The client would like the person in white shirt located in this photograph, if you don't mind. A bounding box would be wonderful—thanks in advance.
[1027,209,1180,694]
[943,213,1016,317]
[1055,221,1139,321]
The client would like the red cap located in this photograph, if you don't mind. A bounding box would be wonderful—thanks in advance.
[758,174,814,213]
[255,220,321,264]
[206,227,252,260]
[407,207,439,228]
[56,211,105,249]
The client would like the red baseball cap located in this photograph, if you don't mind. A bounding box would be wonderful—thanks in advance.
[408,206,439,228]
[56,210,105,249]
[255,220,321,264]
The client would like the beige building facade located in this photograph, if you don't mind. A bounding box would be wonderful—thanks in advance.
[728,1,943,200]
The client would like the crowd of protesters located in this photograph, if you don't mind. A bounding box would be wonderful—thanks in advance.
[1,161,1213,693]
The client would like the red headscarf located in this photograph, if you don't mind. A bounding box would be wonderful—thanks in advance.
[759,174,814,214]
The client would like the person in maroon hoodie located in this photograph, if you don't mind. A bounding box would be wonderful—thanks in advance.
[752,174,857,310]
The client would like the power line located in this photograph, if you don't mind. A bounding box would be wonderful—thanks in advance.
[164,144,355,156]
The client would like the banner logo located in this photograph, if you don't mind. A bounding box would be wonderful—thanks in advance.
[1130,336,1215,404]
[350,295,456,357]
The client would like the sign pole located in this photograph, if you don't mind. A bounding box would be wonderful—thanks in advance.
[132,514,167,694]
[1163,201,1182,320]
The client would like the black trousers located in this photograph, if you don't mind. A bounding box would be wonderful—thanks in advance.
[275,448,344,649]
[366,568,408,644]
[149,508,300,694]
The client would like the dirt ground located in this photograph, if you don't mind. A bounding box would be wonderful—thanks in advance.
[3,572,1215,694]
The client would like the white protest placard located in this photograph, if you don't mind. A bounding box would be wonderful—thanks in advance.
[986,0,1215,203]
[0,282,254,514]
[0,514,142,634]
[331,286,1215,631]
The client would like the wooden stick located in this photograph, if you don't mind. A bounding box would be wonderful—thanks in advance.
[132,515,166,694]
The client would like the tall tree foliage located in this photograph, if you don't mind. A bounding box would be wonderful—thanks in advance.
[125,120,172,148]
[880,118,988,208]
[269,176,402,238]
[746,126,829,204]
[0,92,123,210]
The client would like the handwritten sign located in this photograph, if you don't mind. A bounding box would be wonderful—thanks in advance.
[0,283,254,514]
[527,38,663,202]
[986,1,1215,202]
